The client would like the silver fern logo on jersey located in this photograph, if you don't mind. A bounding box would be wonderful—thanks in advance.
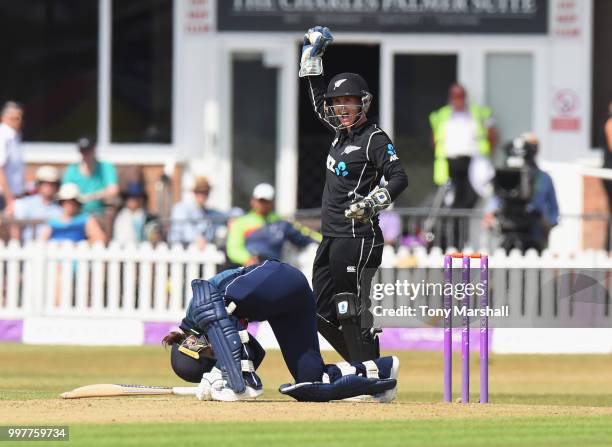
[342,145,361,155]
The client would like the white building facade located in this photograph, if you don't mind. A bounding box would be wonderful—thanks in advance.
[18,0,604,221]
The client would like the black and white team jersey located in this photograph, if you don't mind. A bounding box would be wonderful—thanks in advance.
[305,75,409,238]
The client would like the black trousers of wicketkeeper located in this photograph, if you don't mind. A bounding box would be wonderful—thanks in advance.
[312,229,384,361]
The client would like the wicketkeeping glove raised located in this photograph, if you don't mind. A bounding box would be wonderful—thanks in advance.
[345,187,392,222]
[299,26,333,77]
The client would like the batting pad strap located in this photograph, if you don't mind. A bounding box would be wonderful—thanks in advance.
[226,302,237,315]
[336,361,357,376]
[239,330,250,344]
[241,360,255,373]
[362,360,379,379]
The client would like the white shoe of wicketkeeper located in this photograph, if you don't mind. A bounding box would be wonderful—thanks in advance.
[342,356,400,403]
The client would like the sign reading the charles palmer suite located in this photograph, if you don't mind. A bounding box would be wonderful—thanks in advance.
[217,0,548,34]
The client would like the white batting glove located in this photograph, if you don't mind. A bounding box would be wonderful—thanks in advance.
[195,367,223,401]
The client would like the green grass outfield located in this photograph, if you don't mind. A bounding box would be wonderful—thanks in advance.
[2,418,612,447]
[1,343,611,446]
[1,417,607,447]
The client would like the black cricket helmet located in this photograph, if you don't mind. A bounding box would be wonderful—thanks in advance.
[169,332,267,383]
[324,72,372,130]
[170,342,216,383]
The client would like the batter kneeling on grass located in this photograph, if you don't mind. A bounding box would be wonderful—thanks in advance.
[162,260,399,402]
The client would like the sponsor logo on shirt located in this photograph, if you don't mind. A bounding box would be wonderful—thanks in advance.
[335,161,349,177]
[387,143,399,162]
[326,155,349,177]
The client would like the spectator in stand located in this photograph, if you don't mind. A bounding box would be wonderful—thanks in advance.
[40,183,106,243]
[429,84,497,209]
[62,137,119,216]
[113,182,158,244]
[10,165,62,242]
[226,183,321,266]
[169,176,226,248]
[0,101,26,215]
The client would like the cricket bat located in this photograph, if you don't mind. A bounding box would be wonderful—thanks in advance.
[60,384,197,399]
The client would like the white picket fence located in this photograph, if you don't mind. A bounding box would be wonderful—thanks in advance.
[0,241,611,326]
[0,240,225,322]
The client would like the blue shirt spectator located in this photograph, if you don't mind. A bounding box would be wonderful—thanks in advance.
[48,213,89,242]
[169,176,226,247]
[11,165,62,241]
[526,169,559,228]
[40,183,106,243]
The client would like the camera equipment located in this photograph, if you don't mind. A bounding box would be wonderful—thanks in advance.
[492,136,541,252]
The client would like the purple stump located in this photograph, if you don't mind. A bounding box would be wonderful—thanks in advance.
[443,255,453,403]
[461,255,470,404]
[480,255,489,403]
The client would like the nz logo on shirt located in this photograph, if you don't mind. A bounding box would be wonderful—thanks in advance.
[342,145,361,155]
[326,155,349,177]
[387,143,399,162]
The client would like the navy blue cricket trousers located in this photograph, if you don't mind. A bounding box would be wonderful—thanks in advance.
[223,260,325,383]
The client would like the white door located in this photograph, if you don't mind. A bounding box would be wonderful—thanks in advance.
[221,40,298,214]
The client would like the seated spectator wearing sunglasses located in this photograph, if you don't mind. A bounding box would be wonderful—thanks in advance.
[169,176,226,249]
[11,165,62,242]
[40,183,106,243]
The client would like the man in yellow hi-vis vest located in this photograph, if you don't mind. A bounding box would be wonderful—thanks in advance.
[429,84,497,209]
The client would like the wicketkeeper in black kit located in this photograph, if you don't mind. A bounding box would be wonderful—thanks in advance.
[300,26,409,362]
